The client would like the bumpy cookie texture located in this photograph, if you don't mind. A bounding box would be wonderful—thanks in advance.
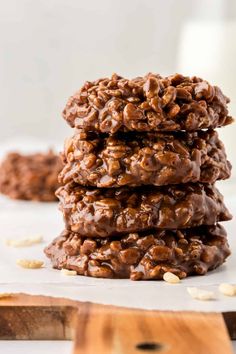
[62,73,233,133]
[44,224,230,280]
[56,183,231,237]
[60,129,231,187]
[0,151,63,201]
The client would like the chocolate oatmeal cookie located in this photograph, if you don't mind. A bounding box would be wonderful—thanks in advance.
[0,151,62,201]
[60,129,231,187]
[56,183,231,237]
[44,224,230,280]
[63,73,233,134]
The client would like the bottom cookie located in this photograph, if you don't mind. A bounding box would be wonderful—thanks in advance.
[44,224,230,280]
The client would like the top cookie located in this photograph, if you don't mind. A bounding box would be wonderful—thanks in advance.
[63,73,233,133]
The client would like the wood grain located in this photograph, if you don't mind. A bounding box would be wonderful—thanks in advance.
[0,294,234,354]
[74,302,233,354]
[0,294,77,340]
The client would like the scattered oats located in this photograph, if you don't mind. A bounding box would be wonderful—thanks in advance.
[61,269,77,276]
[5,235,43,247]
[0,293,12,299]
[163,272,180,284]
[219,283,236,297]
[187,287,215,301]
[16,259,44,269]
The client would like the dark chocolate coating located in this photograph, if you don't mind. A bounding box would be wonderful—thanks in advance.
[44,224,230,280]
[56,183,232,237]
[63,73,233,134]
[60,129,231,188]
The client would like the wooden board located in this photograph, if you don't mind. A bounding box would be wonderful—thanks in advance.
[0,294,235,354]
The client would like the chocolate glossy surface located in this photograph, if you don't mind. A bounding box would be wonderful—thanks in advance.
[63,73,233,134]
[45,224,230,280]
[56,183,232,237]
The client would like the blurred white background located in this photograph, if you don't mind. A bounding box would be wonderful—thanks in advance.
[0,3,236,353]
[0,0,235,176]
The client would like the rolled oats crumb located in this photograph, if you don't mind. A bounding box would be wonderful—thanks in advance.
[219,283,236,297]
[5,235,43,247]
[187,287,215,301]
[61,268,77,276]
[0,293,12,299]
[163,272,180,284]
[16,259,44,269]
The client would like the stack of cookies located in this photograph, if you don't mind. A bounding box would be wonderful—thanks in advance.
[45,73,233,280]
